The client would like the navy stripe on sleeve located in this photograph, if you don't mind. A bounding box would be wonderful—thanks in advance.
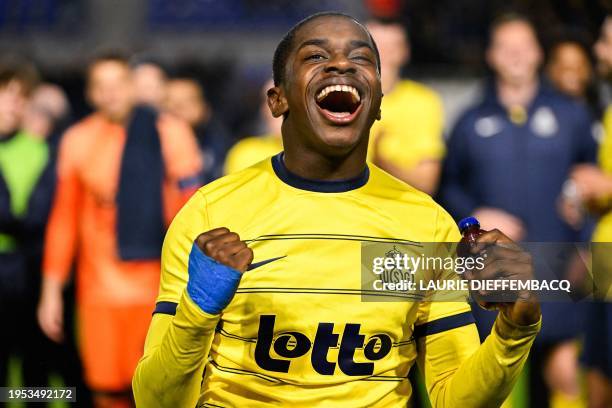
[413,311,475,338]
[153,301,178,316]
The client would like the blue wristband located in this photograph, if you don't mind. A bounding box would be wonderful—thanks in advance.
[186,242,242,314]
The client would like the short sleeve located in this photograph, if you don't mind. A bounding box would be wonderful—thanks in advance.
[370,86,445,170]
[223,138,260,175]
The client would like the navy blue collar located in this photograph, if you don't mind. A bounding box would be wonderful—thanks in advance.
[271,153,369,193]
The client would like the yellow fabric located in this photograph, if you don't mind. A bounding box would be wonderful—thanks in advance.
[224,134,283,174]
[549,391,586,408]
[593,107,612,242]
[133,158,540,407]
[418,312,540,408]
[367,79,445,170]
[599,107,612,174]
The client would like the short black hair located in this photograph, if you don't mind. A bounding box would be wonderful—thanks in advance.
[272,12,381,86]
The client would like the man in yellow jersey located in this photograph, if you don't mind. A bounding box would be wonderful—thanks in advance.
[365,18,445,195]
[224,79,283,174]
[133,12,541,407]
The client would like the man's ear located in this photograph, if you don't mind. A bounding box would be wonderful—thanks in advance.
[267,85,289,118]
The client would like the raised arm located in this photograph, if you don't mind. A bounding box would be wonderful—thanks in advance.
[418,228,541,407]
[132,192,253,407]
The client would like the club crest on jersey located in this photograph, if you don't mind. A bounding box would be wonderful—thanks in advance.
[530,106,558,138]
[475,115,503,138]
[254,315,392,376]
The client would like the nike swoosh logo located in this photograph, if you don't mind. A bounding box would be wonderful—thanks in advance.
[247,256,286,271]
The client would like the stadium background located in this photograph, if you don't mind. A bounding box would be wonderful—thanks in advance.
[0,0,610,407]
[1,0,607,132]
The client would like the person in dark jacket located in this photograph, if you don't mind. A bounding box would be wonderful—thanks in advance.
[439,14,597,407]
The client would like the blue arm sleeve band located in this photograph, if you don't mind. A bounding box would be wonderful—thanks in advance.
[186,242,243,314]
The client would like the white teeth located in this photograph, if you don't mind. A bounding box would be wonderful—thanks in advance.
[329,111,351,118]
[316,84,361,103]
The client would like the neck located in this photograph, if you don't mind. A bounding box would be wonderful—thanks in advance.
[496,77,539,108]
[102,107,133,125]
[282,143,368,181]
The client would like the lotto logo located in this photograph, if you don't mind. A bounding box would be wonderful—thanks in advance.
[254,315,392,375]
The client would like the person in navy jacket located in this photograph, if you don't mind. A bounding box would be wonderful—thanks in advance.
[438,13,597,407]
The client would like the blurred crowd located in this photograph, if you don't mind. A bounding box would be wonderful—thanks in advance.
[1,3,612,408]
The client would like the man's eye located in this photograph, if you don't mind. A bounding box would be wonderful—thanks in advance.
[351,55,372,62]
[306,54,326,61]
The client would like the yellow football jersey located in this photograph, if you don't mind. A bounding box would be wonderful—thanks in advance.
[224,134,283,175]
[133,154,540,407]
[367,79,445,170]
[593,106,612,242]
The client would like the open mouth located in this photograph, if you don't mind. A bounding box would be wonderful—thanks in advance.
[315,84,362,124]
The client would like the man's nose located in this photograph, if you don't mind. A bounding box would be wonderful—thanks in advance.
[324,53,356,75]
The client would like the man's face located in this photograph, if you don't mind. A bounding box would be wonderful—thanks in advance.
[269,16,382,155]
[366,22,408,81]
[165,79,207,128]
[594,17,612,77]
[22,84,70,140]
[87,60,135,123]
[133,63,167,109]
[547,43,592,98]
[0,80,27,135]
[487,21,542,85]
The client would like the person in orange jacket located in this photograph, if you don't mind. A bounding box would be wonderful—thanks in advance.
[37,52,202,408]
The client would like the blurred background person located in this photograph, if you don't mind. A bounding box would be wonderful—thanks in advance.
[546,39,596,103]
[22,83,71,145]
[165,76,231,183]
[565,14,612,408]
[0,58,53,394]
[224,78,283,174]
[365,17,445,195]
[20,80,93,406]
[548,39,602,233]
[0,59,91,407]
[37,53,202,408]
[439,14,598,408]
[131,59,168,110]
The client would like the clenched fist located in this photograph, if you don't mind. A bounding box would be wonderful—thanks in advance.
[187,228,254,314]
[464,229,541,326]
[195,227,254,272]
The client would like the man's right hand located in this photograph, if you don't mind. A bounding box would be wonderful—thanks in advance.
[37,277,64,343]
[187,227,253,315]
[195,227,253,272]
